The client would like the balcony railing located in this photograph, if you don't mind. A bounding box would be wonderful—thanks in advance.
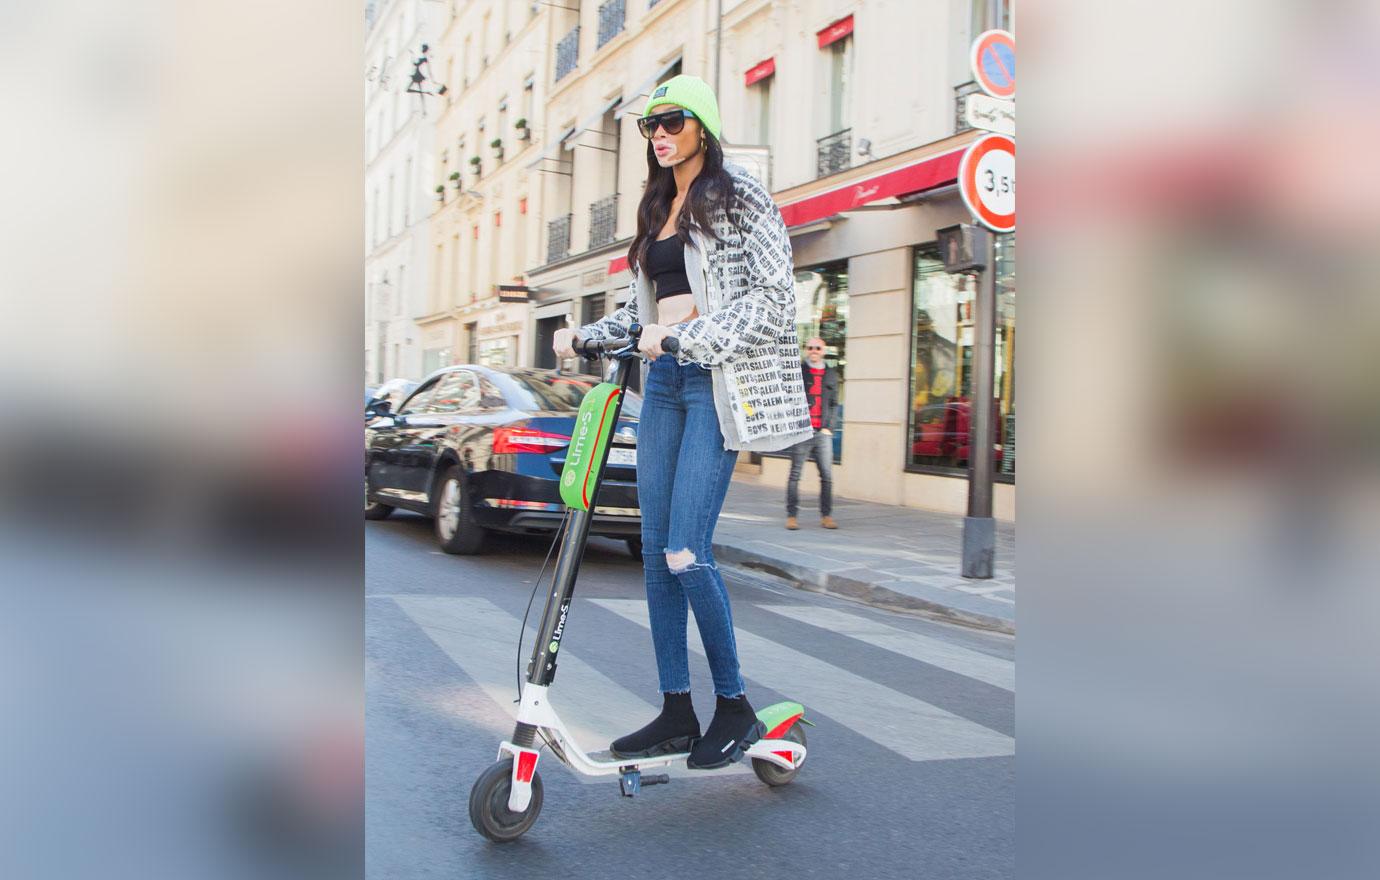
[816,128,852,178]
[597,0,626,49]
[588,194,619,249]
[555,25,580,81]
[547,213,573,264]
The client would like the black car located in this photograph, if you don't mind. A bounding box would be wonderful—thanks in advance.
[365,365,641,556]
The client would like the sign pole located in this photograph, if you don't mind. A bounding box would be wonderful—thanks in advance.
[962,231,997,578]
[956,26,1014,580]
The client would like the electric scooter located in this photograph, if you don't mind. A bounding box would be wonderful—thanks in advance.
[468,323,812,843]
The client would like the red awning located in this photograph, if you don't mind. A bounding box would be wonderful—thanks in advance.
[745,57,775,87]
[817,14,853,49]
[606,148,964,275]
[778,148,964,229]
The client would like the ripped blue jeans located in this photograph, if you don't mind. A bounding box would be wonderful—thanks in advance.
[636,355,743,698]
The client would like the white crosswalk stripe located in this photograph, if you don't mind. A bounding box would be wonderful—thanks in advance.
[392,595,750,780]
[590,598,1014,762]
[755,604,1015,692]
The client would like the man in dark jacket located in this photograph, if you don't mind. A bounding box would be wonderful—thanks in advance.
[786,337,839,529]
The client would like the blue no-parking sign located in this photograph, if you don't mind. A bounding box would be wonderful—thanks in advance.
[970,29,1016,100]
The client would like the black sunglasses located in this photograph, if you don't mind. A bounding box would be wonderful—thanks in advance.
[638,109,694,138]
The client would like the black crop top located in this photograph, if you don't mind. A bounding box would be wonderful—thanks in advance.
[647,235,691,302]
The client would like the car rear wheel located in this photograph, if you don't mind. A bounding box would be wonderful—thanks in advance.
[434,465,486,555]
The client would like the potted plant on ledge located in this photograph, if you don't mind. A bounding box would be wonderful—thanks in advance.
[469,155,482,176]
[434,184,445,203]
[449,170,462,189]
[490,137,504,160]
[515,118,529,141]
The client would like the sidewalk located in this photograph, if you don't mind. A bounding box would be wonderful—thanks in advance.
[712,481,1015,634]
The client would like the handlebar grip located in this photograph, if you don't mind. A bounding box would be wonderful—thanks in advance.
[574,338,618,356]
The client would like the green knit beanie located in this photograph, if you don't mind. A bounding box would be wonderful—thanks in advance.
[643,74,722,140]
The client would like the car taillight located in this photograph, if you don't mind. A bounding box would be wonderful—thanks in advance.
[493,427,570,455]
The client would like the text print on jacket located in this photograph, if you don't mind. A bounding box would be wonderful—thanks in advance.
[579,164,813,453]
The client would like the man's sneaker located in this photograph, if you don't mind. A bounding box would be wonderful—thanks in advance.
[821,516,838,529]
[785,516,799,530]
[687,695,765,770]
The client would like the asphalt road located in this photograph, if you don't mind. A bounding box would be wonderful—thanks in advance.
[366,511,1014,880]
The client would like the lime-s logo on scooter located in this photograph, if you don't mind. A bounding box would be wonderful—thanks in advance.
[559,383,622,511]
[548,602,570,654]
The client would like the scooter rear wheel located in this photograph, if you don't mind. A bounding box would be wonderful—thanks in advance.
[469,758,543,842]
[752,722,807,787]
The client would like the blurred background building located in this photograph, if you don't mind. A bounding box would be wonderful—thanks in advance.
[366,0,1017,518]
[364,0,445,383]
[421,1,550,373]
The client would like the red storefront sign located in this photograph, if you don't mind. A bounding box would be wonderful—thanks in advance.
[744,57,775,86]
[778,147,964,228]
[817,14,853,49]
[606,147,964,276]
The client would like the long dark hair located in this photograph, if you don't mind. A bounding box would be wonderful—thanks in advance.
[627,126,737,276]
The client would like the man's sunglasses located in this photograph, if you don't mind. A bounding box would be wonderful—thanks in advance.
[638,109,694,138]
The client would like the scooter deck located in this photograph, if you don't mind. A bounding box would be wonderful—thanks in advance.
[563,701,809,775]
[588,735,806,771]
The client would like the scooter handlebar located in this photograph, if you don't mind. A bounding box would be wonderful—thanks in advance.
[574,334,680,358]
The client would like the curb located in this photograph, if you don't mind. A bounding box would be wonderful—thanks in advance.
[714,542,1015,636]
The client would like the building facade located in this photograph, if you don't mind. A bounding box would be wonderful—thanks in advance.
[709,0,1017,519]
[419,1,553,373]
[364,0,444,383]
[521,0,1016,519]
[521,0,717,388]
[377,0,1017,518]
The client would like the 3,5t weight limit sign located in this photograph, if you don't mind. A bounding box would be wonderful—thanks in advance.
[958,134,1015,232]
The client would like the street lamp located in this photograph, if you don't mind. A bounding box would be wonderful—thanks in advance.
[406,44,447,115]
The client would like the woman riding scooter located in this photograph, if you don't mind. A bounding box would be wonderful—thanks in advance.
[554,75,812,769]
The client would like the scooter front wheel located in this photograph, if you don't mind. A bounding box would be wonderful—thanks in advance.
[468,759,543,842]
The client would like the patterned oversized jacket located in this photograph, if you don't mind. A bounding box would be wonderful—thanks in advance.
[578,163,814,453]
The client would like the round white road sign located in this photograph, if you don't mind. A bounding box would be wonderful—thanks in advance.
[958,134,1015,232]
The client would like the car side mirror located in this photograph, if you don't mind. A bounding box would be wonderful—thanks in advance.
[367,399,392,419]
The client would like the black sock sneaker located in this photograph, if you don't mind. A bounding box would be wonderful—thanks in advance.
[609,692,701,759]
[687,695,766,770]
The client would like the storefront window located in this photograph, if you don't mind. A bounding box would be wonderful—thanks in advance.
[908,234,1015,476]
[791,261,848,462]
[421,346,451,376]
[478,337,512,366]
